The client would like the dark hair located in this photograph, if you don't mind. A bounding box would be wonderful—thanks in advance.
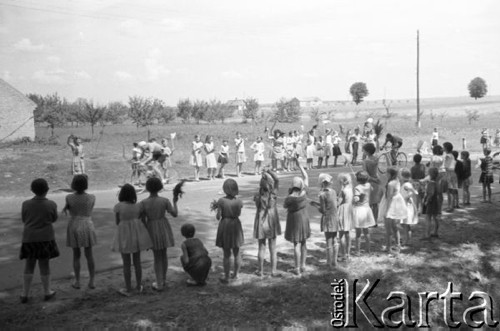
[355,171,369,184]
[413,154,422,163]
[451,151,458,160]
[71,174,88,193]
[149,138,156,142]
[133,142,138,147]
[461,151,470,160]
[386,133,393,139]
[181,223,195,238]
[484,148,491,156]
[432,145,443,156]
[362,143,376,156]
[428,167,438,180]
[118,184,137,203]
[31,178,49,196]
[145,177,163,193]
[205,135,212,143]
[443,142,453,153]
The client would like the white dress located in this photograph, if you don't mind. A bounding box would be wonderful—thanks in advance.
[251,141,265,162]
[190,141,204,167]
[378,180,408,221]
[205,142,217,168]
[400,182,419,225]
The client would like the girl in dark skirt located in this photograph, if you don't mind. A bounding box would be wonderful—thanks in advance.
[423,167,443,239]
[284,160,310,276]
[180,224,212,286]
[20,178,59,303]
[216,178,244,284]
[253,170,281,277]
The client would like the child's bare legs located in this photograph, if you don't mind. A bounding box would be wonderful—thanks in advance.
[72,248,81,287]
[22,258,36,298]
[218,164,225,178]
[236,163,243,177]
[317,157,323,169]
[194,166,200,181]
[325,232,339,268]
[340,231,351,259]
[280,159,286,171]
[271,159,277,171]
[300,240,307,272]
[334,156,338,167]
[424,214,432,238]
[269,238,278,275]
[255,161,261,175]
[132,252,142,290]
[463,184,470,204]
[152,248,167,290]
[447,190,454,211]
[121,253,132,292]
[221,248,231,283]
[384,219,392,252]
[84,247,95,288]
[362,228,371,254]
[433,216,440,237]
[402,224,412,246]
[324,156,329,168]
[291,242,301,274]
[39,258,53,296]
[257,239,266,275]
[390,221,400,251]
[232,247,241,278]
[355,228,362,254]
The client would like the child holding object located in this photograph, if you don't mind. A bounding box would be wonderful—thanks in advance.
[310,173,339,268]
[112,184,152,296]
[64,174,97,290]
[140,178,178,291]
[284,160,310,275]
[400,168,419,246]
[352,171,375,255]
[20,178,59,303]
[215,178,244,284]
[180,224,212,286]
[253,170,281,277]
[337,173,354,261]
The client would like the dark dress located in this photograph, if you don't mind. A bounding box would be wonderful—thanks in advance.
[424,180,442,216]
[253,191,281,239]
[479,156,494,184]
[319,189,338,232]
[216,197,244,249]
[181,238,212,284]
[284,193,310,243]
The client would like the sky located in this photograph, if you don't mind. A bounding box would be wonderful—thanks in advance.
[0,0,499,105]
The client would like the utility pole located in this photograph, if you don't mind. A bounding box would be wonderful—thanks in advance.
[416,30,421,128]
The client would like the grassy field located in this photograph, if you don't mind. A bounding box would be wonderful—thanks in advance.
[1,95,500,197]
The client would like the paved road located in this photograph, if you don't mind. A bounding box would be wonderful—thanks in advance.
[0,168,349,291]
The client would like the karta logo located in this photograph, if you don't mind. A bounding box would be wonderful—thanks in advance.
[330,279,499,328]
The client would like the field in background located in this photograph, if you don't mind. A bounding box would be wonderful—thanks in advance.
[1,95,500,197]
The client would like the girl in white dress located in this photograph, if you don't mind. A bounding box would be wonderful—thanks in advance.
[204,135,217,180]
[337,173,353,261]
[190,135,203,181]
[217,140,229,178]
[353,171,375,255]
[250,136,265,175]
[378,166,407,253]
[234,132,247,177]
[399,168,419,246]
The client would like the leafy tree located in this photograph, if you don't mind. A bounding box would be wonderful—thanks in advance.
[158,106,177,124]
[465,109,480,124]
[273,97,302,123]
[76,99,106,136]
[468,77,487,100]
[27,93,45,124]
[242,97,259,123]
[35,93,66,136]
[106,101,128,125]
[349,82,369,105]
[128,96,160,140]
[209,99,234,123]
[177,99,193,123]
[192,99,209,124]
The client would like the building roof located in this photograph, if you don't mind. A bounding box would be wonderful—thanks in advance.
[0,78,37,110]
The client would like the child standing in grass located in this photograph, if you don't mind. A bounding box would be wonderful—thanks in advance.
[315,136,325,168]
[284,161,310,275]
[113,184,152,296]
[67,135,85,175]
[180,224,211,286]
[352,171,375,255]
[216,179,244,284]
[190,135,203,182]
[443,142,458,212]
[140,178,178,291]
[460,151,472,205]
[362,143,381,221]
[64,174,96,290]
[411,154,426,212]
[311,173,339,268]
[305,139,315,169]
[337,173,353,261]
[478,148,494,203]
[250,136,265,175]
[480,128,490,150]
[217,140,229,178]
[204,135,217,180]
[431,128,439,147]
[253,170,281,277]
[400,168,419,246]
[332,131,342,167]
[378,167,406,253]
[20,178,59,304]
[235,132,247,177]
[423,167,442,239]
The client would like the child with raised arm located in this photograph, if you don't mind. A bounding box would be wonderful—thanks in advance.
[311,173,339,268]
[180,224,211,286]
[337,173,353,261]
[378,167,406,253]
[64,174,97,290]
[253,170,281,276]
[204,135,217,180]
[400,168,419,246]
[235,132,247,177]
[284,160,310,275]
[216,179,244,283]
[113,184,152,296]
[315,136,325,168]
[140,178,178,291]
[20,178,59,303]
[67,135,85,175]
[250,136,265,175]
[352,171,376,255]
[190,135,203,182]
[217,139,229,178]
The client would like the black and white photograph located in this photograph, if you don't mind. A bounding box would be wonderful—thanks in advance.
[1,0,500,329]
